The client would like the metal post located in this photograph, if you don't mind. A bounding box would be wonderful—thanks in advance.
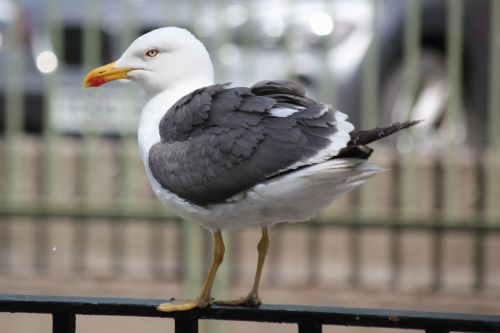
[175,318,198,333]
[52,313,76,333]
[298,322,322,333]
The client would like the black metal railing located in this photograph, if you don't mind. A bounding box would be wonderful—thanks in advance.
[1,294,500,333]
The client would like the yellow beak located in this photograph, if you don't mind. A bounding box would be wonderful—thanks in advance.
[82,61,134,88]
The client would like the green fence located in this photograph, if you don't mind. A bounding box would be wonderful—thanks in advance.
[1,0,500,298]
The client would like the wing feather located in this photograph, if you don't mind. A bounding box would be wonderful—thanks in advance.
[149,81,353,205]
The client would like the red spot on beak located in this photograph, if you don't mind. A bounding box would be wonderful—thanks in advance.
[87,76,107,87]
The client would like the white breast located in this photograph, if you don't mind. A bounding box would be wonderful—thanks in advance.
[137,79,225,227]
[138,78,213,161]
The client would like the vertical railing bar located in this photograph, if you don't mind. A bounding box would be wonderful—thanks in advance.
[483,0,500,292]
[80,0,101,208]
[487,0,500,222]
[489,0,500,149]
[435,0,464,292]
[431,158,444,291]
[74,0,101,277]
[39,0,62,208]
[348,223,361,287]
[114,104,139,196]
[392,0,421,289]
[35,0,63,279]
[52,313,76,333]
[0,220,10,273]
[176,218,184,280]
[150,220,166,279]
[113,0,141,279]
[321,1,337,107]
[473,224,485,291]
[33,219,49,273]
[72,218,87,273]
[443,0,464,222]
[400,0,421,218]
[403,0,421,109]
[347,189,361,287]
[110,220,125,276]
[470,0,489,286]
[389,158,401,288]
[431,225,444,292]
[110,142,125,277]
[361,0,379,129]
[389,225,401,289]
[174,317,198,333]
[282,0,295,80]
[3,0,25,207]
[307,224,320,285]
[359,0,380,218]
[80,0,103,277]
[473,158,486,291]
[298,322,322,333]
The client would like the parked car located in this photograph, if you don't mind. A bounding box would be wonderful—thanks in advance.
[335,0,490,151]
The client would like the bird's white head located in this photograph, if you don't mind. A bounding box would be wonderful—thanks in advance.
[83,27,214,96]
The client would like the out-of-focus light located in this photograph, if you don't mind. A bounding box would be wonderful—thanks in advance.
[103,14,122,35]
[195,16,216,37]
[262,19,285,38]
[0,33,3,49]
[36,50,58,74]
[289,34,305,51]
[218,43,241,66]
[0,1,17,23]
[310,11,334,36]
[224,4,248,27]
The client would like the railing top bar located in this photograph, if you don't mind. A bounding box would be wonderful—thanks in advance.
[1,294,499,332]
[1,205,500,232]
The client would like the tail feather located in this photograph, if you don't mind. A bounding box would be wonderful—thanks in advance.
[348,120,423,146]
[335,120,423,160]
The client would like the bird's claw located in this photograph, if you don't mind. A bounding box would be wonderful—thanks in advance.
[157,297,214,312]
[215,293,262,307]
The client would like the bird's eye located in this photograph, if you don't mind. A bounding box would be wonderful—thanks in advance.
[145,48,159,58]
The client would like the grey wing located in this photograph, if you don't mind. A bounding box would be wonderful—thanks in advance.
[148,81,354,206]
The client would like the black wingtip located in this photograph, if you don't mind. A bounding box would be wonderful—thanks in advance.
[349,119,424,146]
[402,119,425,128]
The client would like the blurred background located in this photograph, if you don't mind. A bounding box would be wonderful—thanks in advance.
[1,0,499,332]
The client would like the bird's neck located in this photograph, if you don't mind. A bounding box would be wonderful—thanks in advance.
[137,77,214,162]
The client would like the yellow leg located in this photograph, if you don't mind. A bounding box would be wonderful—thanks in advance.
[158,230,225,312]
[217,226,269,306]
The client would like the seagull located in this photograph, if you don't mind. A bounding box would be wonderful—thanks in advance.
[83,27,420,312]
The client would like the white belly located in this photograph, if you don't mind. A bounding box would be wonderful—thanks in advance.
[142,155,383,231]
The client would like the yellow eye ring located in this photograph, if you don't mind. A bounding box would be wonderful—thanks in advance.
[145,49,159,58]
